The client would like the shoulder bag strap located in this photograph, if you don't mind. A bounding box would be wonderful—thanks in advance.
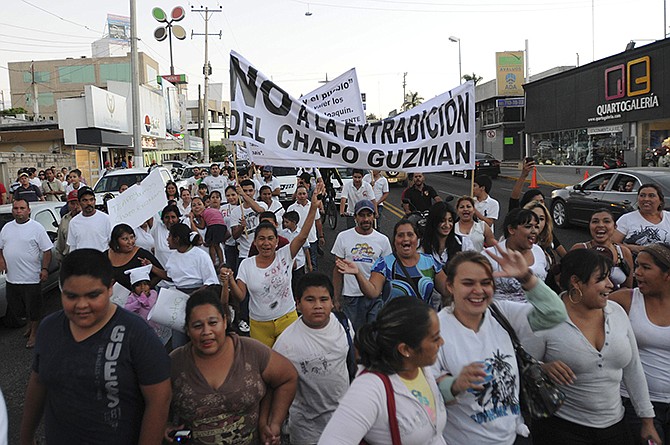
[362,371,402,445]
[334,311,356,382]
[488,303,522,349]
[392,253,421,299]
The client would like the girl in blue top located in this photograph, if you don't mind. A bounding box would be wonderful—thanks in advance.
[337,219,448,303]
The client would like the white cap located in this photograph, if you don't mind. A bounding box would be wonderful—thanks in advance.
[124,264,153,286]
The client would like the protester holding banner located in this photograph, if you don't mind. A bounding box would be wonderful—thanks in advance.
[230,181,268,264]
[223,182,325,347]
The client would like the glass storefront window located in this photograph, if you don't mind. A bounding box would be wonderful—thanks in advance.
[531,130,622,166]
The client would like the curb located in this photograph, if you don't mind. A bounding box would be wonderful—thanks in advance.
[498,175,571,189]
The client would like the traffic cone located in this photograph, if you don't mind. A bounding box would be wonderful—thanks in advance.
[529,167,538,189]
[584,170,589,180]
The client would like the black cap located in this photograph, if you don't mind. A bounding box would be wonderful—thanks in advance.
[77,186,95,200]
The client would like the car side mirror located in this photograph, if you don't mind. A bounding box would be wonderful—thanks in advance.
[573,183,582,191]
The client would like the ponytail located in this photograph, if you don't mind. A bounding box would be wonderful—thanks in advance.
[355,297,434,375]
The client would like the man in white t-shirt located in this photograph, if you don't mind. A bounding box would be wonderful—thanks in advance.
[201,163,228,196]
[473,174,499,229]
[363,169,389,220]
[230,180,268,262]
[256,166,281,201]
[288,185,323,271]
[331,199,392,331]
[273,272,354,445]
[0,199,53,347]
[340,169,376,229]
[66,187,112,252]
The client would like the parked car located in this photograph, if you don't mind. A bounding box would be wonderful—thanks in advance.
[382,170,408,187]
[93,166,186,209]
[451,152,501,179]
[550,167,670,228]
[0,201,63,324]
[272,166,298,206]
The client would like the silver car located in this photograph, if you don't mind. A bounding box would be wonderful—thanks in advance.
[0,201,63,324]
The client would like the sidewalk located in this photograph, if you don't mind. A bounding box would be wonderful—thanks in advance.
[499,164,604,188]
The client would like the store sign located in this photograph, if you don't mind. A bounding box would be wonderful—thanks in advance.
[160,74,188,85]
[587,125,623,135]
[605,56,650,100]
[84,85,128,133]
[496,51,525,97]
[496,98,525,108]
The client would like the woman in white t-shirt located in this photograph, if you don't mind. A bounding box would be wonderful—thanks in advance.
[258,184,285,228]
[482,208,547,303]
[221,185,240,273]
[223,182,325,347]
[433,249,566,445]
[613,183,670,255]
[454,196,495,253]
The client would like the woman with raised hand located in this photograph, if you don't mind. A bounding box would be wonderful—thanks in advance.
[531,249,660,445]
[222,182,325,347]
[336,219,448,305]
[608,242,670,445]
[571,208,634,289]
[319,297,447,445]
[433,248,566,445]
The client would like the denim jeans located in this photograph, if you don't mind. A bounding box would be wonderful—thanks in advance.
[341,295,382,333]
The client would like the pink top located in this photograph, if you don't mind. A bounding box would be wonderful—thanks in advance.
[124,289,158,321]
[202,207,226,226]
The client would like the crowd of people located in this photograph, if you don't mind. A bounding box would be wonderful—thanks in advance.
[0,159,669,445]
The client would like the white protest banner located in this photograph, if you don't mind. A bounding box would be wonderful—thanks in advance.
[110,282,131,307]
[300,68,366,124]
[147,287,189,333]
[107,168,168,228]
[229,51,475,172]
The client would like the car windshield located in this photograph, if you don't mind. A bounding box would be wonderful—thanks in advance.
[94,174,147,193]
[273,167,297,177]
[0,213,13,232]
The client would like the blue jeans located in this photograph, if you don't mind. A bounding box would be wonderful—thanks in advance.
[342,295,382,333]
[309,242,318,271]
[623,396,670,445]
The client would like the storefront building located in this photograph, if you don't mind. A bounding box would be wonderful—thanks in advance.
[525,38,670,167]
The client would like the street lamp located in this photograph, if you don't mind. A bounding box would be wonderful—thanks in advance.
[449,36,462,85]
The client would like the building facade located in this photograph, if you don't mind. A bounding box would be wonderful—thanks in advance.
[525,39,670,167]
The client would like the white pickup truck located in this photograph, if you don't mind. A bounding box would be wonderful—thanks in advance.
[93,166,187,209]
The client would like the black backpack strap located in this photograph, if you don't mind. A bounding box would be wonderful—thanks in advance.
[488,303,522,349]
[392,253,422,299]
[333,311,357,382]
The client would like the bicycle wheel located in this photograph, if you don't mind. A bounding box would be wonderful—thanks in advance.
[326,200,338,229]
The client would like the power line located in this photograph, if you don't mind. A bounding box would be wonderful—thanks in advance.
[0,32,93,45]
[20,0,103,34]
[0,22,98,39]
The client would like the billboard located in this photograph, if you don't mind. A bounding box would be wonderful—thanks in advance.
[496,51,525,97]
[84,85,128,133]
[107,14,130,41]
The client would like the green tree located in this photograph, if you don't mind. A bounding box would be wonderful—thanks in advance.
[402,91,423,112]
[366,113,378,122]
[0,107,28,116]
[462,73,483,85]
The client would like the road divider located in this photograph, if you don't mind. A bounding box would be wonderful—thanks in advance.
[384,202,406,219]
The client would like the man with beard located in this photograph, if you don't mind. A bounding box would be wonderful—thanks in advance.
[331,200,392,331]
[54,190,81,262]
[0,199,53,346]
[66,187,111,252]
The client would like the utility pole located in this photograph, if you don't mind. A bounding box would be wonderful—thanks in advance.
[402,72,407,107]
[31,62,39,120]
[130,0,143,167]
[191,5,222,163]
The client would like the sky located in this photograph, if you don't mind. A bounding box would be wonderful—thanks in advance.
[1,0,667,117]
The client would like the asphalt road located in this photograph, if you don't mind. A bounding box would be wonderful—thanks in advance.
[0,172,592,443]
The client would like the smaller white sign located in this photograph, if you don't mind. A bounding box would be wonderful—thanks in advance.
[110,282,132,307]
[300,68,366,125]
[107,168,168,228]
[587,125,623,135]
[84,85,128,132]
[486,129,497,140]
[147,287,189,333]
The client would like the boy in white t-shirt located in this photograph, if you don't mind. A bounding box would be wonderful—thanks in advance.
[273,272,354,445]
[281,210,310,295]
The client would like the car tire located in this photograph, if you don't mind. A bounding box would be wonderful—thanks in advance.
[551,200,569,228]
[647,160,656,167]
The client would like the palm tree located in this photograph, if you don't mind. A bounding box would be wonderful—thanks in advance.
[402,91,424,111]
[462,73,483,85]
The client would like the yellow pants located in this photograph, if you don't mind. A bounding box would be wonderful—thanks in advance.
[250,310,298,347]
